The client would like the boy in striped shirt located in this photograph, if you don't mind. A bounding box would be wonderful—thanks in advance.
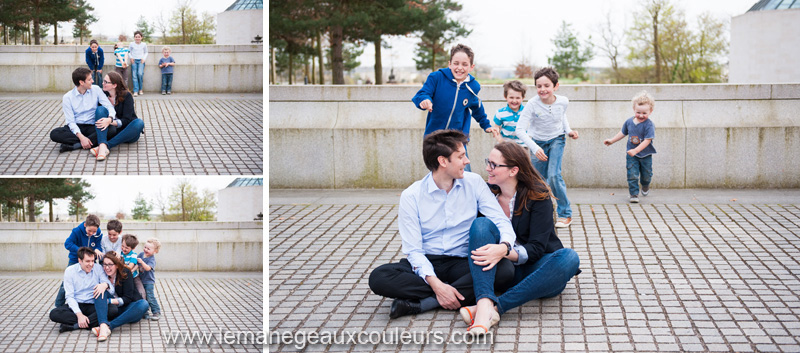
[491,80,528,146]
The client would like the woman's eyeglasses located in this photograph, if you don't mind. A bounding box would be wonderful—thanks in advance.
[102,263,115,268]
[102,80,112,85]
[485,158,512,170]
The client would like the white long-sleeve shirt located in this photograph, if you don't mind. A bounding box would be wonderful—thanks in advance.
[128,42,148,61]
[515,95,572,153]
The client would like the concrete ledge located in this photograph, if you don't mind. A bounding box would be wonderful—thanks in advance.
[0,221,263,271]
[0,45,263,93]
[269,84,800,189]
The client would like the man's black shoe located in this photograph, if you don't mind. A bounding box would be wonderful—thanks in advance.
[59,144,74,153]
[389,299,421,319]
[59,324,75,333]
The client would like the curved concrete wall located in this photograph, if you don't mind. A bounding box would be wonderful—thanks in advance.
[0,45,263,93]
[269,84,800,189]
[0,221,263,271]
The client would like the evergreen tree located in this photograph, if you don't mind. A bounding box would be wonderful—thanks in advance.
[548,21,594,81]
[71,0,96,45]
[132,193,152,220]
[413,0,470,73]
[135,15,154,42]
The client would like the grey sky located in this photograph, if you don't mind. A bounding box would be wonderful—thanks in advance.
[359,0,758,69]
[48,176,236,217]
[56,0,231,41]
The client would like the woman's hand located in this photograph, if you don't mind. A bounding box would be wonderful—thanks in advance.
[471,244,507,271]
[95,117,112,130]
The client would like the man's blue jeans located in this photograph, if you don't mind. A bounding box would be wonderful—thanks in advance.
[469,217,580,315]
[94,294,149,330]
[132,59,145,92]
[161,73,173,92]
[143,283,161,314]
[532,135,572,218]
[626,154,653,196]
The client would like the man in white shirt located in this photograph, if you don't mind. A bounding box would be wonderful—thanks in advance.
[49,67,117,153]
[49,247,117,333]
[369,130,516,319]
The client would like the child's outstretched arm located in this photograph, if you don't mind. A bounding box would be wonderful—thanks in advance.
[515,105,546,161]
[412,73,437,112]
[604,132,626,146]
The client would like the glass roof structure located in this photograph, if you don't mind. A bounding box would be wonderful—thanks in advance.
[748,0,800,11]
[226,178,263,188]
[225,0,263,11]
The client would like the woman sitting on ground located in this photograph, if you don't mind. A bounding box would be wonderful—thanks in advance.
[462,141,581,335]
[92,71,145,161]
[92,251,149,341]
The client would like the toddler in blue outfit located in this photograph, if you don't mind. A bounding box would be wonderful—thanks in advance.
[137,238,162,320]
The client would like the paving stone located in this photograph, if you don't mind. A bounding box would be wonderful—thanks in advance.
[0,93,263,175]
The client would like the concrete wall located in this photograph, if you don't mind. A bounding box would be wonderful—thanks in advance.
[269,84,800,189]
[217,10,264,45]
[730,9,800,83]
[0,221,263,271]
[218,185,263,221]
[0,45,263,93]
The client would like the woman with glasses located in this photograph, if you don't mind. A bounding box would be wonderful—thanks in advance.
[91,251,149,341]
[93,71,145,161]
[460,141,581,336]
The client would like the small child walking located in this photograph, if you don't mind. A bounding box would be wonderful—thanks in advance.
[603,90,657,203]
[137,238,163,320]
[159,47,176,95]
[491,80,528,146]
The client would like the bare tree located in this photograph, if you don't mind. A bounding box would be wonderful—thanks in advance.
[596,11,624,83]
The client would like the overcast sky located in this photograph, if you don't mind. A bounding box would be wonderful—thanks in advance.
[359,0,758,69]
[43,176,237,217]
[56,0,231,41]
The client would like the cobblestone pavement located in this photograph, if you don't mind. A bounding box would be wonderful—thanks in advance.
[269,189,800,352]
[0,93,263,175]
[0,272,263,353]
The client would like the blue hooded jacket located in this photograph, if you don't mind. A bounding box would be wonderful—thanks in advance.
[412,68,490,137]
[85,47,104,71]
[64,222,104,264]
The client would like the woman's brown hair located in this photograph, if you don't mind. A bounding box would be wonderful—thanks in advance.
[493,142,554,215]
[105,71,130,105]
[102,251,128,286]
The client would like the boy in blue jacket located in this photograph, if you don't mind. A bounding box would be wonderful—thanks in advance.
[412,44,493,172]
[85,40,104,88]
[54,214,104,308]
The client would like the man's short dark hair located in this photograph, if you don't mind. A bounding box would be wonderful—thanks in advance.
[72,67,92,86]
[85,214,100,228]
[77,247,95,261]
[534,67,560,85]
[107,219,122,233]
[422,130,469,172]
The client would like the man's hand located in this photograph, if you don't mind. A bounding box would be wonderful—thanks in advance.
[76,312,90,328]
[95,117,112,130]
[471,244,506,271]
[78,134,92,149]
[93,283,109,299]
[427,276,464,310]
[534,148,548,161]
[568,131,579,139]
[419,99,433,112]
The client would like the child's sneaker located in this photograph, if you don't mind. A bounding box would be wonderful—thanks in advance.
[630,195,639,203]
[167,91,172,95]
[151,312,161,321]
[139,91,144,95]
[642,186,650,196]
[132,92,138,97]
[161,91,166,95]
[555,217,572,228]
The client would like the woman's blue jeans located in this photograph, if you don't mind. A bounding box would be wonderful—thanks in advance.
[469,217,580,315]
[97,117,144,149]
[143,283,161,314]
[532,135,572,218]
[132,59,144,92]
[94,294,149,331]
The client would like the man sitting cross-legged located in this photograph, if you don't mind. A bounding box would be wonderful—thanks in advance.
[49,246,118,333]
[369,129,516,318]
